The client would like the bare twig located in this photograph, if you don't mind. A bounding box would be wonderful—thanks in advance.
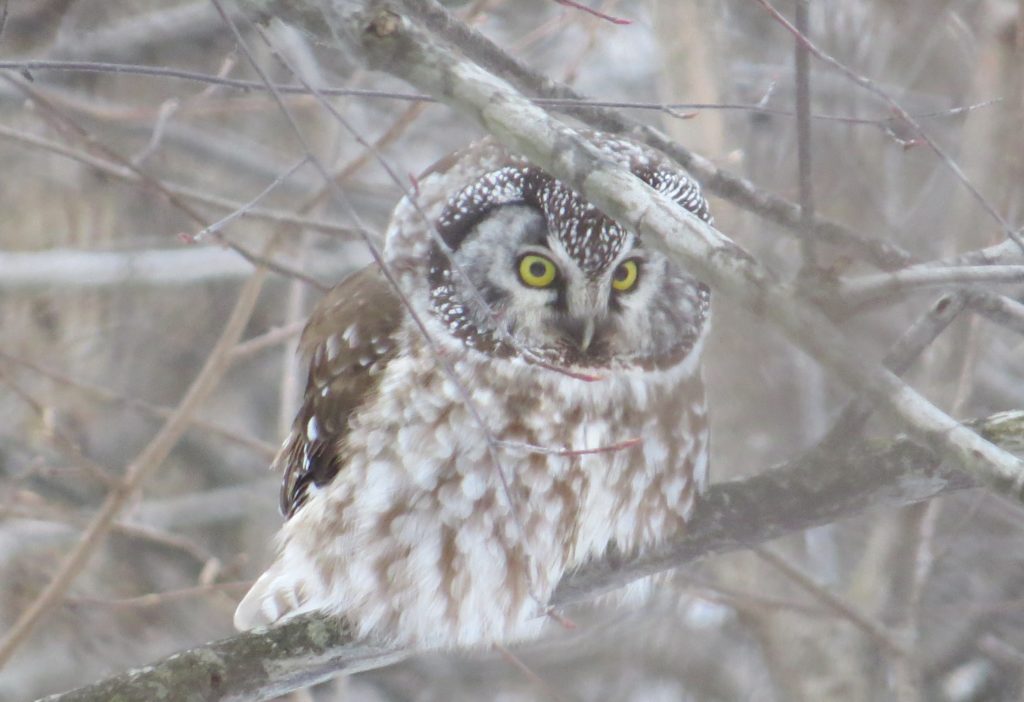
[753,547,909,658]
[921,236,1024,269]
[965,289,1024,337]
[751,0,1024,251]
[0,247,352,291]
[47,1,242,64]
[834,265,1024,309]
[192,156,311,242]
[131,98,181,165]
[680,580,832,618]
[0,267,269,668]
[793,0,816,271]
[298,1,1024,498]
[132,479,278,531]
[838,236,1024,334]
[0,349,279,460]
[0,123,359,238]
[0,368,117,487]
[0,52,921,270]
[380,0,916,270]
[494,643,574,702]
[6,59,1005,270]
[43,410,1024,702]
[498,437,641,457]
[819,292,969,451]
[551,0,630,25]
[0,505,215,565]
[67,581,252,610]
[892,500,941,702]
[298,100,429,212]
[893,286,985,702]
[0,0,9,45]
[1,76,329,290]
[229,321,307,361]
[0,60,999,127]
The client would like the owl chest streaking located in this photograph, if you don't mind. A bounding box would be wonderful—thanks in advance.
[234,134,712,648]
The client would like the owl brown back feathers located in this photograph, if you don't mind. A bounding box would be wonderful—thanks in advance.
[235,134,712,648]
[278,267,401,518]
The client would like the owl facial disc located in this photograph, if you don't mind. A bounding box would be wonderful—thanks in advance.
[425,156,711,370]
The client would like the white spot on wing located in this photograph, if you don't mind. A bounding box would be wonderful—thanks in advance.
[325,334,342,361]
[342,324,361,347]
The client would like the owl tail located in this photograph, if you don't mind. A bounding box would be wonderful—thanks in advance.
[234,565,307,630]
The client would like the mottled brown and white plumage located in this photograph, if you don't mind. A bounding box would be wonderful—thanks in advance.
[234,134,712,648]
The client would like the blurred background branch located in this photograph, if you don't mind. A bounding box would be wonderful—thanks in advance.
[45,408,1022,702]
[3,0,1023,700]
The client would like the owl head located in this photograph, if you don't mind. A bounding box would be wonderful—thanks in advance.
[390,134,712,370]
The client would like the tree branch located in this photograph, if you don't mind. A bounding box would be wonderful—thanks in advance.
[36,3,1024,700]
[0,267,270,668]
[0,123,357,238]
[38,615,408,702]
[833,265,1024,309]
[0,247,355,291]
[43,411,1024,702]
[383,0,916,271]
[254,0,1024,499]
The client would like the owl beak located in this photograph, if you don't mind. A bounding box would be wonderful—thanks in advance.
[578,318,596,352]
[563,314,599,352]
[565,284,605,352]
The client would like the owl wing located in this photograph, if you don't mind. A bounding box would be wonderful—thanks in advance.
[277,264,402,518]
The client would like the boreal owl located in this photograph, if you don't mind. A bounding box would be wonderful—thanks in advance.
[234,133,712,648]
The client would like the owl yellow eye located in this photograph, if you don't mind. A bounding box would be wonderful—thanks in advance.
[611,259,639,292]
[518,254,558,288]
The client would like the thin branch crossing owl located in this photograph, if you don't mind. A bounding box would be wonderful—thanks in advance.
[235,134,712,647]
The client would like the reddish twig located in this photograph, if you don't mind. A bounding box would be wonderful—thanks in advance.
[500,437,643,457]
[552,0,630,25]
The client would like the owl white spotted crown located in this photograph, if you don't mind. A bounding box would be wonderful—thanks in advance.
[390,134,713,369]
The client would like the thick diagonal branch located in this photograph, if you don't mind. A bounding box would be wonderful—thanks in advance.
[251,0,1024,500]
[43,411,1024,702]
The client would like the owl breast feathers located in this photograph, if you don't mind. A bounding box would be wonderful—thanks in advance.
[234,134,712,648]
